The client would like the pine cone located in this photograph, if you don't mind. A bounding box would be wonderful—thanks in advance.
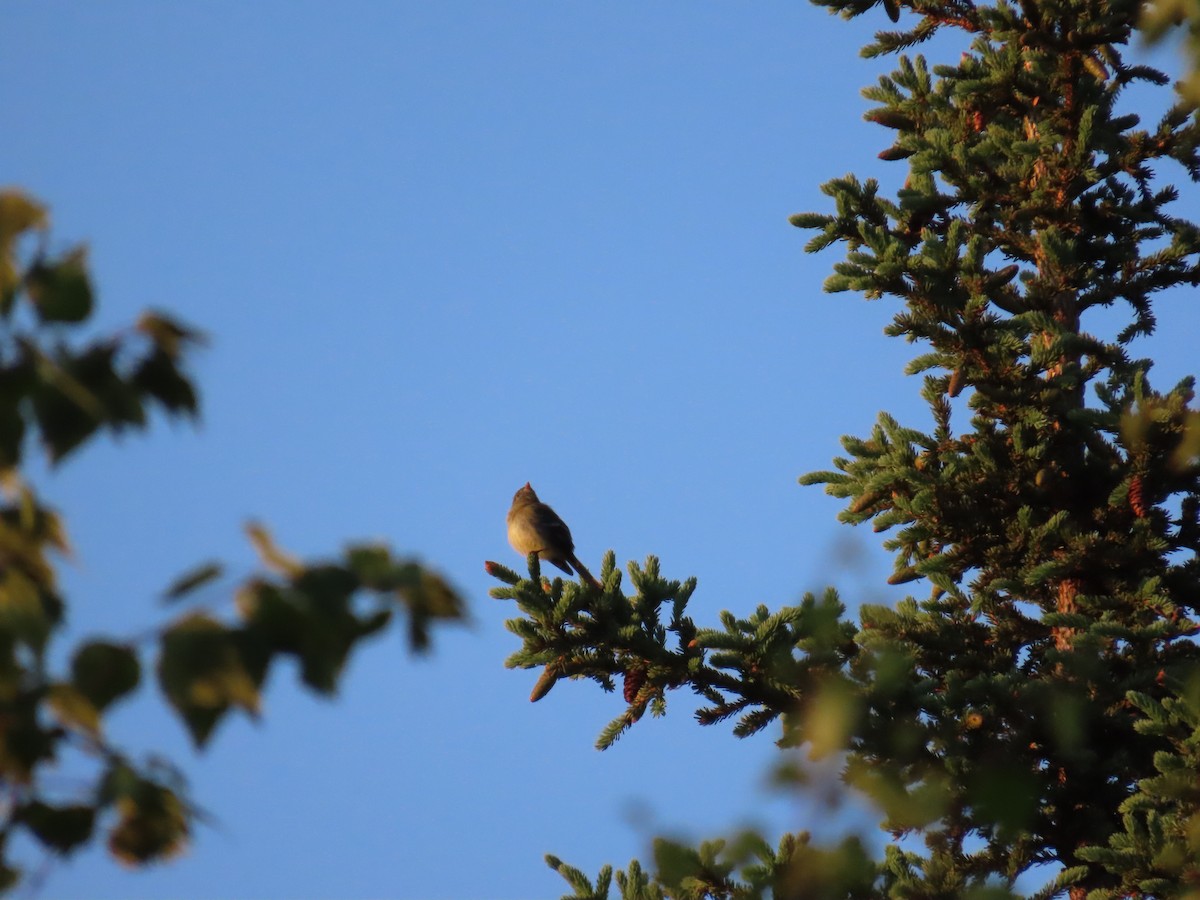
[530,664,560,703]
[623,665,647,704]
[1130,474,1147,518]
[948,367,965,398]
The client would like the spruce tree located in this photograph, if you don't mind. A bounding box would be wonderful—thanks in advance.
[490,0,1200,896]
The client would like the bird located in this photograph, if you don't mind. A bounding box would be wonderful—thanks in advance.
[506,482,600,589]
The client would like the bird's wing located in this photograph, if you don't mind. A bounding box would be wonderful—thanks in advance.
[547,557,575,575]
[534,505,575,555]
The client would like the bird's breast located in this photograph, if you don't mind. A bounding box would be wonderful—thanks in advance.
[507,514,544,555]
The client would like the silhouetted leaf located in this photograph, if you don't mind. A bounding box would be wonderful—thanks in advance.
[135,311,204,361]
[398,566,465,652]
[238,581,305,655]
[293,565,358,603]
[132,348,197,417]
[0,359,33,468]
[0,692,56,781]
[162,561,223,603]
[71,642,140,710]
[345,544,394,588]
[295,619,355,695]
[30,343,142,461]
[45,683,101,737]
[0,860,18,895]
[0,190,47,241]
[158,613,260,748]
[26,249,93,323]
[0,567,53,649]
[0,190,47,308]
[245,522,300,576]
[106,777,189,866]
[19,801,96,854]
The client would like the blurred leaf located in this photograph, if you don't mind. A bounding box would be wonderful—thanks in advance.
[967,764,1040,834]
[132,349,198,417]
[237,580,305,655]
[345,544,394,588]
[157,612,260,748]
[136,311,204,361]
[245,522,301,577]
[107,782,189,866]
[1120,405,1151,451]
[0,504,60,589]
[397,565,466,652]
[293,608,358,695]
[0,567,53,649]
[71,641,141,710]
[45,683,101,737]
[652,838,702,891]
[26,248,93,323]
[293,564,359,603]
[0,190,47,305]
[162,561,223,603]
[776,834,878,898]
[0,189,48,243]
[801,676,861,759]
[0,860,18,895]
[0,361,32,469]
[1172,410,1200,470]
[19,801,96,854]
[98,760,141,804]
[68,344,146,426]
[0,692,56,782]
[30,346,116,462]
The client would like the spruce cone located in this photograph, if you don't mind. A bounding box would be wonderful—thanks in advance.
[1130,475,1146,518]
[623,665,647,704]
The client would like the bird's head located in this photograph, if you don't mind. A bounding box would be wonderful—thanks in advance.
[513,482,538,505]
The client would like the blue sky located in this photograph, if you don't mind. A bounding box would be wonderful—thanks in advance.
[3,3,1198,898]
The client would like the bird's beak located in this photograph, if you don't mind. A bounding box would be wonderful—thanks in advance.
[524,481,532,490]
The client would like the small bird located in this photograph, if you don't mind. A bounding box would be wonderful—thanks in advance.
[507,482,600,588]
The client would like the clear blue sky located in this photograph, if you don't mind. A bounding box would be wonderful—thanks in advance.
[3,3,1198,898]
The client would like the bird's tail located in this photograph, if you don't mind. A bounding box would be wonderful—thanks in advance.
[568,554,602,590]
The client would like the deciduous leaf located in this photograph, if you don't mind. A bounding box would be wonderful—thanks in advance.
[0,361,32,468]
[345,544,394,588]
[71,641,140,710]
[0,190,47,243]
[135,311,204,361]
[0,692,56,782]
[25,249,93,323]
[396,565,466,652]
[237,580,305,654]
[19,801,96,854]
[46,683,101,737]
[157,612,260,748]
[162,561,223,603]
[0,190,47,306]
[107,783,189,866]
[245,522,301,576]
[30,346,118,461]
[0,567,53,649]
[132,349,198,417]
[293,564,358,604]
